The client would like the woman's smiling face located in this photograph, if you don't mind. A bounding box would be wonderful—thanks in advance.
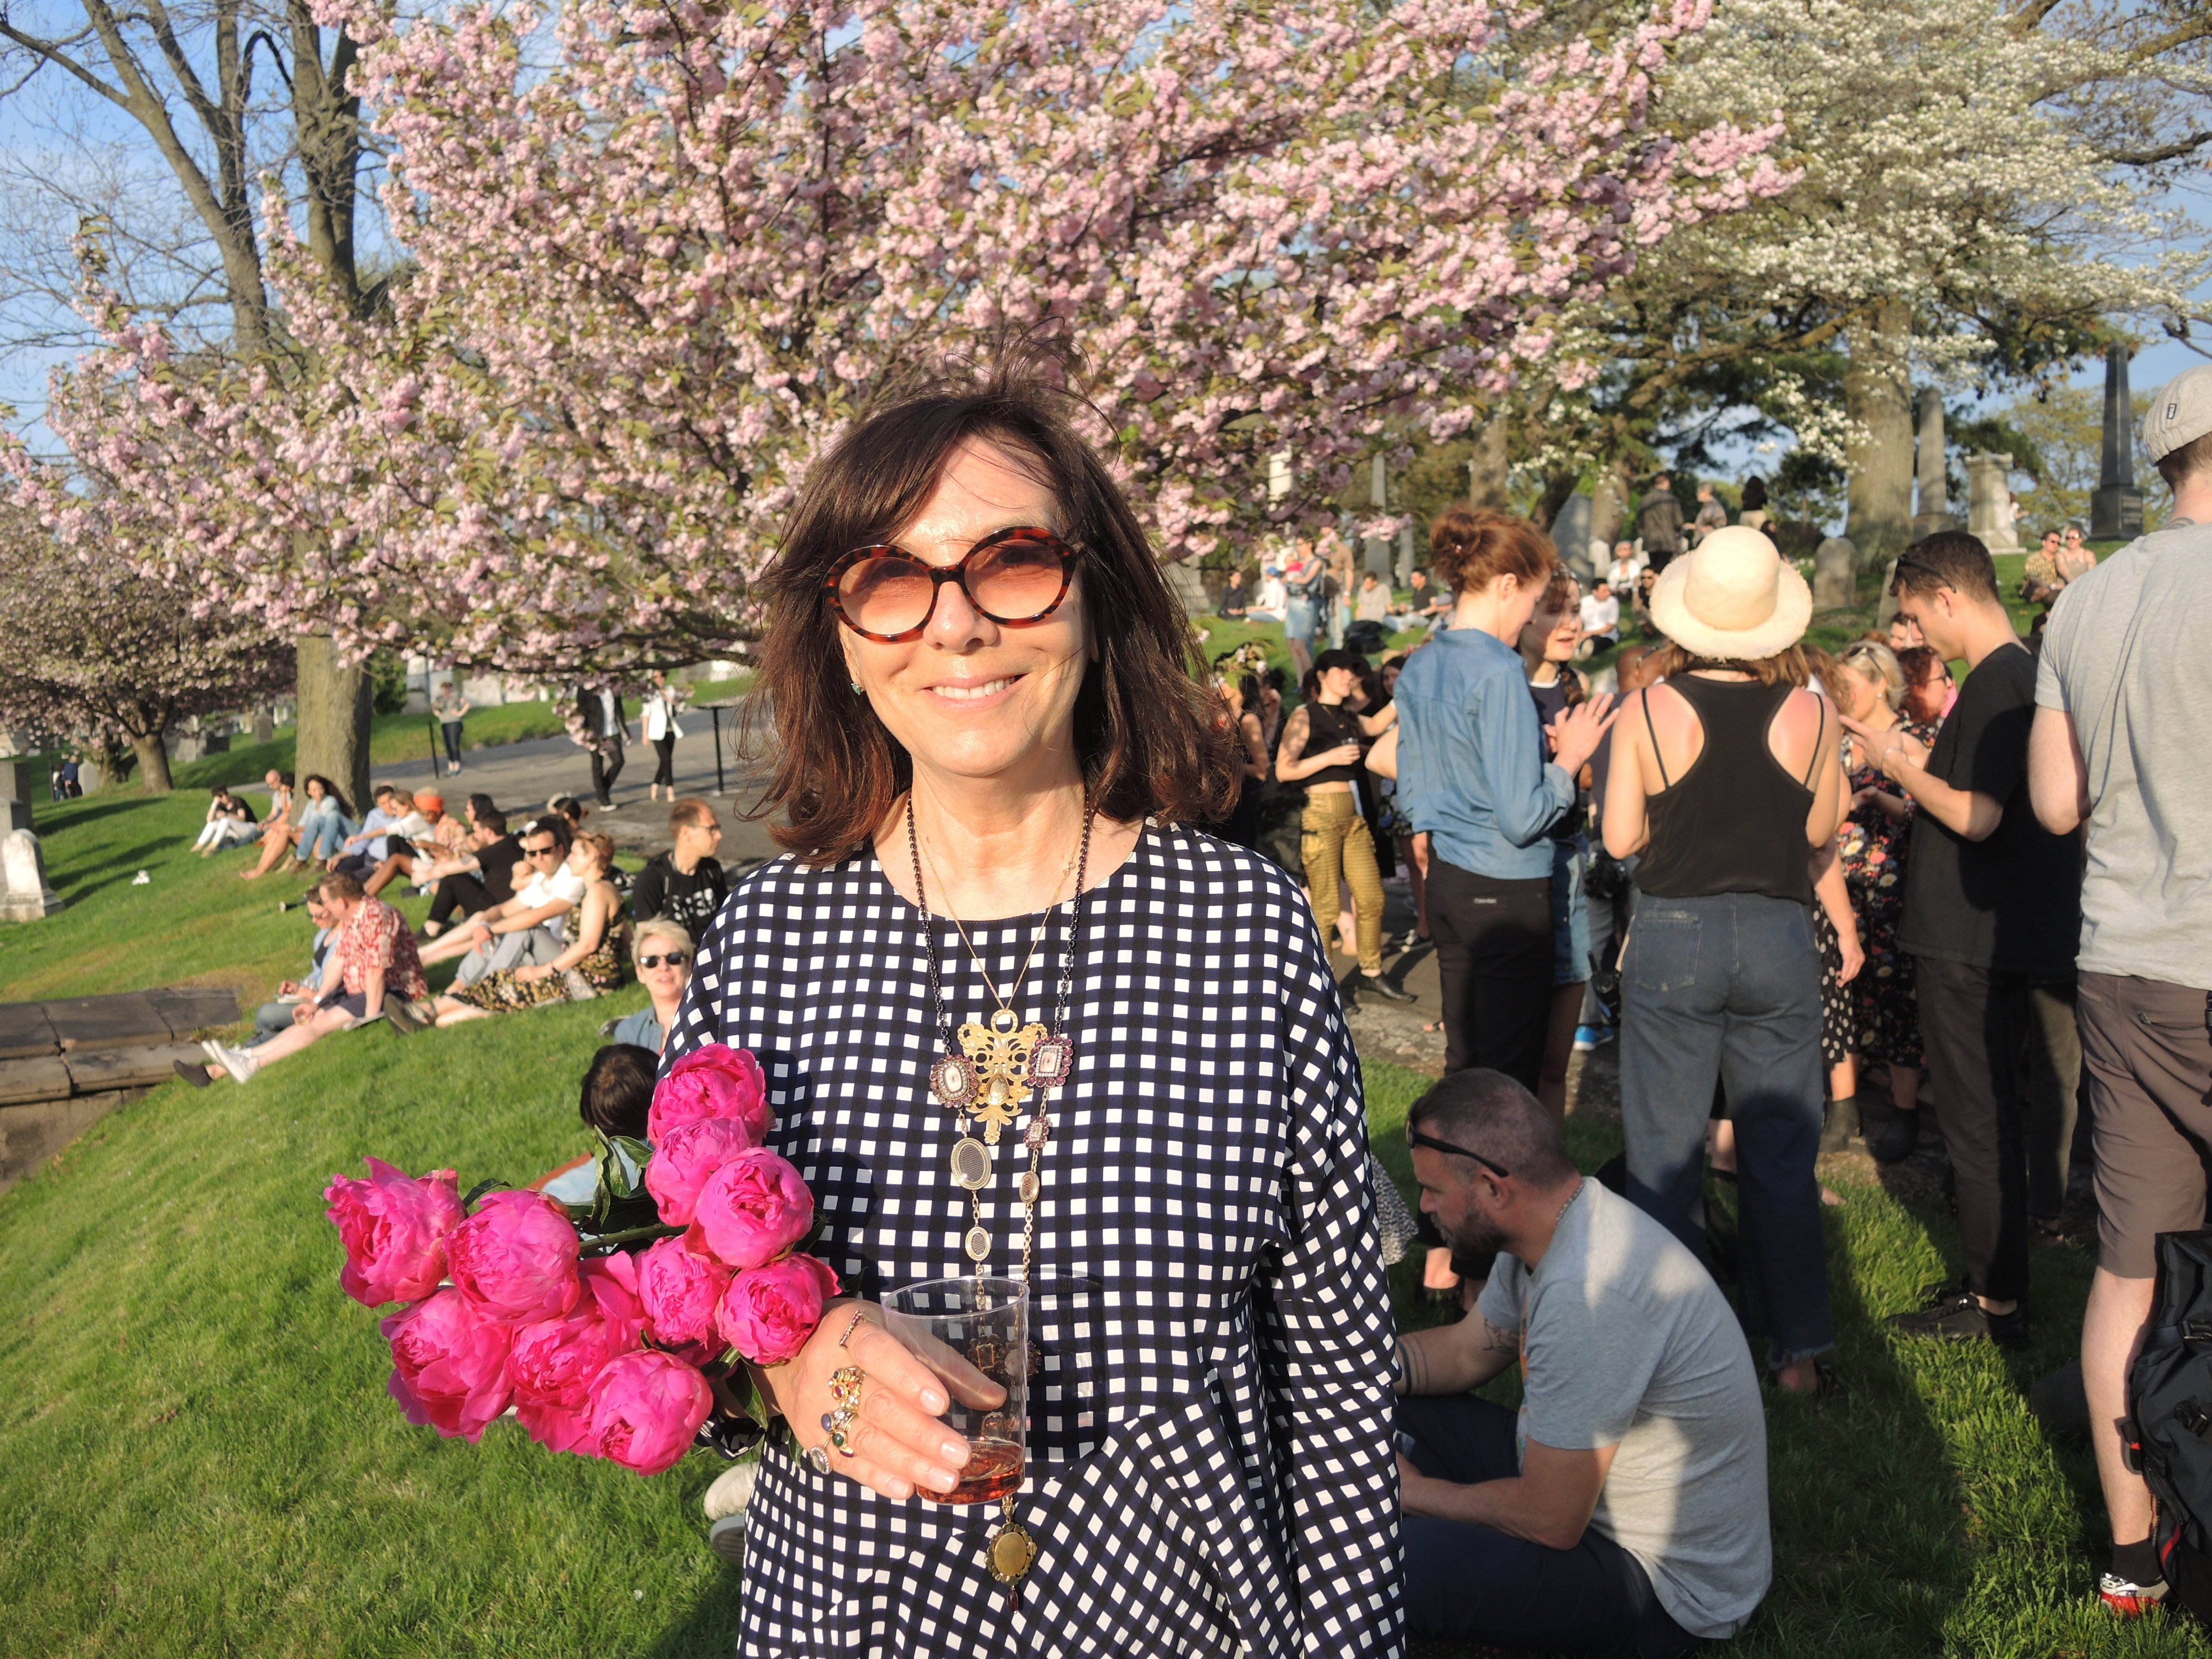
[838,436,1089,791]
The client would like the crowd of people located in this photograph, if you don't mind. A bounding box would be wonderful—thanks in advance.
[171,791,731,1088]
[1176,375,2208,1644]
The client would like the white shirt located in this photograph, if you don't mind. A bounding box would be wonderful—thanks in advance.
[1606,557,1640,591]
[1580,593,1621,634]
[517,864,588,911]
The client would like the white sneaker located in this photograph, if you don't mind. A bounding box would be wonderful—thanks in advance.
[703,1462,757,1564]
[210,1042,259,1084]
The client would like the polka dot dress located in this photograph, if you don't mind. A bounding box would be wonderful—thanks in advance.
[666,824,1405,1657]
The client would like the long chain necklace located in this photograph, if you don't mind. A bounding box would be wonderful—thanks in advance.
[906,797,1094,1598]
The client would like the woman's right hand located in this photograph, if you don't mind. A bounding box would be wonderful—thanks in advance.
[769,1300,992,1503]
[1326,742,1363,767]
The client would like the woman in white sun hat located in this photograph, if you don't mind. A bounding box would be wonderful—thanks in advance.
[1601,525,1850,1397]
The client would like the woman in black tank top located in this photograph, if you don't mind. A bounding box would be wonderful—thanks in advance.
[1600,526,1848,1397]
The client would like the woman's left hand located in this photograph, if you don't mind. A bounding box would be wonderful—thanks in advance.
[515,964,550,984]
[1835,928,1866,985]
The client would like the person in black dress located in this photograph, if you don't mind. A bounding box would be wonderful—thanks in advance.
[671,359,1402,1656]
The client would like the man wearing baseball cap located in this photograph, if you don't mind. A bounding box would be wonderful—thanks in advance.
[2030,362,2212,1618]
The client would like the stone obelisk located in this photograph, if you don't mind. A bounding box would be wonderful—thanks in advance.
[2091,344,2145,541]
[1911,388,1958,539]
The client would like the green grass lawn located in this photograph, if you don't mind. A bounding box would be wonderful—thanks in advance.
[2,789,2208,1654]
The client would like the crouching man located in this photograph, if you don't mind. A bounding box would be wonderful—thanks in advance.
[1393,1069,1771,1657]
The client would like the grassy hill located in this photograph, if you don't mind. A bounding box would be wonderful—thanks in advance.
[0,784,2203,1656]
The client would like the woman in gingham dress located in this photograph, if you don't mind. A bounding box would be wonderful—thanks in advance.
[668,364,1402,1658]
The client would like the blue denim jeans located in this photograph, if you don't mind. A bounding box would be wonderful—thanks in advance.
[1620,890,1833,1366]
[301,810,354,862]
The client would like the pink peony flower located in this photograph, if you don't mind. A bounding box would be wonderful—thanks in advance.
[447,1188,582,1324]
[716,1253,841,1366]
[646,1043,770,1145]
[586,1348,714,1476]
[382,1288,516,1442]
[635,1233,733,1352]
[509,1254,648,1454]
[325,1157,466,1307]
[689,1147,814,1271]
[645,1117,761,1228]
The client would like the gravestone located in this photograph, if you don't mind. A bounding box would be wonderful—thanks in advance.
[1396,524,1416,587]
[2091,344,2145,541]
[1814,536,1858,609]
[1550,495,1594,578]
[252,707,275,745]
[1912,389,1959,539]
[1964,452,2022,554]
[0,828,64,920]
[1159,556,1210,618]
[0,758,35,833]
[1363,456,1393,576]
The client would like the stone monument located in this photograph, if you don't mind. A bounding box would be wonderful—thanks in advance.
[1814,535,1858,609]
[1550,495,1594,578]
[1912,389,1959,539]
[0,828,64,920]
[1363,456,1394,576]
[0,758,36,834]
[1964,452,2022,554]
[2091,343,2146,541]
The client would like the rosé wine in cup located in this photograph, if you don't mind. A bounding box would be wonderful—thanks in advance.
[881,1276,1028,1504]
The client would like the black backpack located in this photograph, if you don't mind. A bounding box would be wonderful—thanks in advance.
[2128,1228,2212,1620]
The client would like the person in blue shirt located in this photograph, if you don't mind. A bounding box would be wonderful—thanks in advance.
[1395,508,1615,1092]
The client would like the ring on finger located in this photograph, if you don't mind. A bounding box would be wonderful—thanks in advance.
[825,1364,867,1458]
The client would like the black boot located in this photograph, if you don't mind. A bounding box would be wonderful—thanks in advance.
[1871,1107,1920,1164]
[1819,1094,1862,1154]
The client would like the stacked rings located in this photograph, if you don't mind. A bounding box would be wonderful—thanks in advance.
[822,1364,865,1458]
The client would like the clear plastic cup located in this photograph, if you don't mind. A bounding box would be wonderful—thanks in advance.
[880,1276,1028,1504]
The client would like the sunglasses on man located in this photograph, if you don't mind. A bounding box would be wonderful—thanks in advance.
[826,526,1080,643]
[521,842,560,859]
[1406,1126,1513,1182]
[635,952,689,970]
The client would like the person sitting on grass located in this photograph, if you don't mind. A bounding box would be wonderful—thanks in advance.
[237,771,299,880]
[191,785,259,855]
[175,872,427,1086]
[1393,1068,1771,1658]
[415,817,581,984]
[330,784,405,872]
[630,797,728,937]
[362,791,464,899]
[335,789,435,883]
[536,1044,659,1206]
[242,887,337,1044]
[293,775,353,867]
[416,801,520,937]
[606,919,693,1053]
[419,831,631,1026]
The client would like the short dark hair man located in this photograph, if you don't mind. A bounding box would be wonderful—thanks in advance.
[1393,1070,1770,1655]
[1847,530,2082,1344]
[633,797,730,936]
[2030,365,2212,1617]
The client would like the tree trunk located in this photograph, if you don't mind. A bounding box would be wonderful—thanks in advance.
[295,631,373,812]
[130,731,174,795]
[1844,303,1915,572]
[1467,416,1511,509]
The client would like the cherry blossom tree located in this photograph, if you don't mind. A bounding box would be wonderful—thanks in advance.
[0,505,294,793]
[31,0,1785,674]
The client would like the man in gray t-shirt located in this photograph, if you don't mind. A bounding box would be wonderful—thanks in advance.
[2030,364,2212,1617]
[1394,1070,1770,1655]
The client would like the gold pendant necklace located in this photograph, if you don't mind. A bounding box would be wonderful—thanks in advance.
[905,797,1094,1601]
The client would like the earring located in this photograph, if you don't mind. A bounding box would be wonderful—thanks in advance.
[849,679,863,694]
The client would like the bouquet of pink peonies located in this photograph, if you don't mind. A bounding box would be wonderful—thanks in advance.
[325,1043,836,1475]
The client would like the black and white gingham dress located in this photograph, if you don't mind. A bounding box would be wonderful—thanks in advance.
[666,823,1404,1658]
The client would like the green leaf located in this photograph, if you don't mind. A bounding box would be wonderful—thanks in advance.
[462,1176,512,1209]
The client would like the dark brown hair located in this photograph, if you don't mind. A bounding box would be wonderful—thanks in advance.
[1427,507,1556,600]
[748,358,1239,862]
[580,1044,657,1140]
[1648,643,1810,688]
[2157,431,2212,491]
[318,870,365,902]
[669,796,717,833]
[1891,529,1999,604]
